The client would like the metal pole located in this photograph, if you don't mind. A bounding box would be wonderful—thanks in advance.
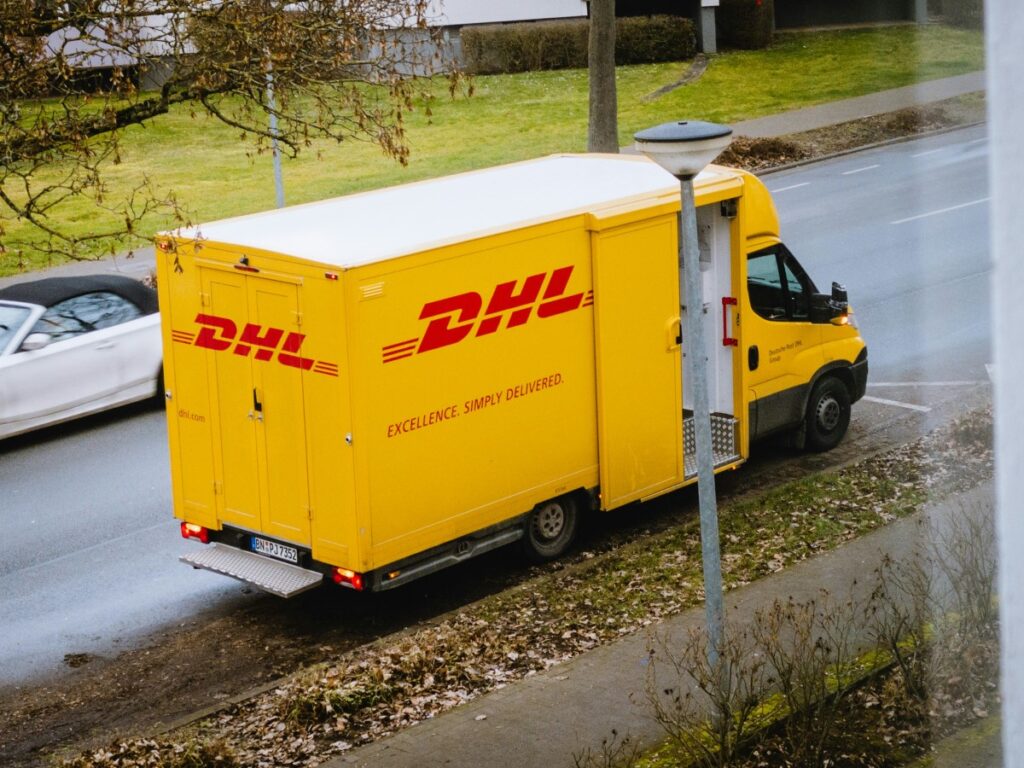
[679,174,725,665]
[265,62,285,209]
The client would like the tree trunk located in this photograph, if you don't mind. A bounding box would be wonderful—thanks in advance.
[588,0,618,153]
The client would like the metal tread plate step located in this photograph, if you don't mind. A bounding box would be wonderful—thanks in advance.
[180,542,323,598]
[683,412,741,480]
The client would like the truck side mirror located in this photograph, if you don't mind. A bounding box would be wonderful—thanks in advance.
[829,282,848,312]
[809,283,850,324]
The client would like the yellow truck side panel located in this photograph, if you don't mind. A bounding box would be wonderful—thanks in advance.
[347,219,600,569]
[591,213,684,507]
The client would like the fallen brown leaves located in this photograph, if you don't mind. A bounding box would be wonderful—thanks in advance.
[65,409,993,768]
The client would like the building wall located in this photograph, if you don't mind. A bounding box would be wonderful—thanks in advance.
[427,0,587,27]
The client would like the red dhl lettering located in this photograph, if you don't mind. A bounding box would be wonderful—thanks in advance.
[382,265,594,363]
[173,314,339,376]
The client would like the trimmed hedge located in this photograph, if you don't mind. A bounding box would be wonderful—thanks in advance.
[941,0,983,29]
[717,0,775,50]
[461,15,696,75]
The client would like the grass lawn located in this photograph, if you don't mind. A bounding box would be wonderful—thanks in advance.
[0,24,984,275]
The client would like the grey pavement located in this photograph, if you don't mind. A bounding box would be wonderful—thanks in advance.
[331,484,997,768]
[731,71,985,138]
[0,71,985,291]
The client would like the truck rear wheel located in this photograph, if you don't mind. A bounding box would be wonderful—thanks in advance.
[523,495,578,562]
[805,376,851,452]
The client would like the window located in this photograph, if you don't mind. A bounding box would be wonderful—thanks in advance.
[30,292,143,343]
[747,245,815,322]
[0,304,31,353]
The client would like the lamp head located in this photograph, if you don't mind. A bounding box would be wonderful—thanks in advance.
[634,120,733,179]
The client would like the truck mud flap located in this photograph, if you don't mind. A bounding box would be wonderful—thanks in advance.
[180,543,323,598]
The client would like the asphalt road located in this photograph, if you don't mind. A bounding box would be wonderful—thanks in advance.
[0,126,993,688]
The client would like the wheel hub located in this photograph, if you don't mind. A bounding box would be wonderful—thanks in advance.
[816,395,841,431]
[533,503,565,541]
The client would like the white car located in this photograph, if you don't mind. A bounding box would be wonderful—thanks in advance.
[0,275,162,440]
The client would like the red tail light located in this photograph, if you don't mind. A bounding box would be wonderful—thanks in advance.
[332,567,364,591]
[181,522,210,544]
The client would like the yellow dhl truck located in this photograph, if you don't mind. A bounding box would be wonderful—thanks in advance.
[157,154,867,597]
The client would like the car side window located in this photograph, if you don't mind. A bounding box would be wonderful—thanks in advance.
[747,250,786,320]
[748,246,815,322]
[31,292,143,343]
[782,257,811,320]
[0,304,32,352]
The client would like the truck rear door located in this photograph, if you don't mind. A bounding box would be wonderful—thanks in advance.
[200,267,312,545]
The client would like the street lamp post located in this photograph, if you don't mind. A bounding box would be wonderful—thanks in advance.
[634,120,733,664]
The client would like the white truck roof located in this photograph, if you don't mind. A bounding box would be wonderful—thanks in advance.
[175,155,735,269]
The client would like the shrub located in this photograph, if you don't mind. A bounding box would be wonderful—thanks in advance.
[461,16,696,75]
[941,0,983,29]
[717,0,775,50]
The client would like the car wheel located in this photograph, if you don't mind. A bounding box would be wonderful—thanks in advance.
[523,495,579,562]
[805,376,851,452]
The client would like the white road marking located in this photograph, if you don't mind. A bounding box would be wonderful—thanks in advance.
[969,137,988,145]
[771,182,811,193]
[911,148,944,158]
[862,395,932,413]
[891,197,990,225]
[842,164,880,176]
[869,381,982,387]
[987,363,995,382]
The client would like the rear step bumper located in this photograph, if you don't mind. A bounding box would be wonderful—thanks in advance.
[180,543,323,598]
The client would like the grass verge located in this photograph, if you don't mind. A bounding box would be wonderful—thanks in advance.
[1,24,983,275]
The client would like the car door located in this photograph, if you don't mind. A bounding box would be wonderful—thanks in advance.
[0,292,139,429]
[745,244,825,439]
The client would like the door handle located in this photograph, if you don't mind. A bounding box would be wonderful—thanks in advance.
[252,388,264,422]
[748,345,759,371]
[722,296,738,347]
[95,342,116,350]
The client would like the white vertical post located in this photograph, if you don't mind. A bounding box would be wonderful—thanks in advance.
[990,0,1024,762]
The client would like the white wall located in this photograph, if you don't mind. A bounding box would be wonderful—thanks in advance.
[428,0,587,27]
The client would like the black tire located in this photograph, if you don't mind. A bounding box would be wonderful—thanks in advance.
[805,376,851,452]
[523,495,579,562]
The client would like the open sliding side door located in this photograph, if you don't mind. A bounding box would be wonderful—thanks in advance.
[591,213,684,509]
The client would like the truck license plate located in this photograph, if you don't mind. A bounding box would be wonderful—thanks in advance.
[252,536,299,564]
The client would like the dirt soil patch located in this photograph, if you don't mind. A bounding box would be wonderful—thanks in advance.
[716,94,986,172]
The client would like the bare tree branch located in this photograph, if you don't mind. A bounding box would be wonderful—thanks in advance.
[0,0,462,264]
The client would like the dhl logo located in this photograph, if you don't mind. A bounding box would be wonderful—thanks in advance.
[382,265,593,364]
[173,314,339,377]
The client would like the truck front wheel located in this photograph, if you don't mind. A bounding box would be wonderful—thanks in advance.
[805,376,851,452]
[523,495,579,562]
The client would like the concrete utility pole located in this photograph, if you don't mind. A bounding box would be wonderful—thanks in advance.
[634,119,733,663]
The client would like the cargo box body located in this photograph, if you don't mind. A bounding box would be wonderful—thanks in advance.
[158,154,866,594]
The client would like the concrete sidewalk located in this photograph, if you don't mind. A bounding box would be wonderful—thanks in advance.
[0,72,986,291]
[731,71,985,138]
[330,485,996,768]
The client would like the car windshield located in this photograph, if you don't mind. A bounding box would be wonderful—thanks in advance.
[0,302,32,353]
